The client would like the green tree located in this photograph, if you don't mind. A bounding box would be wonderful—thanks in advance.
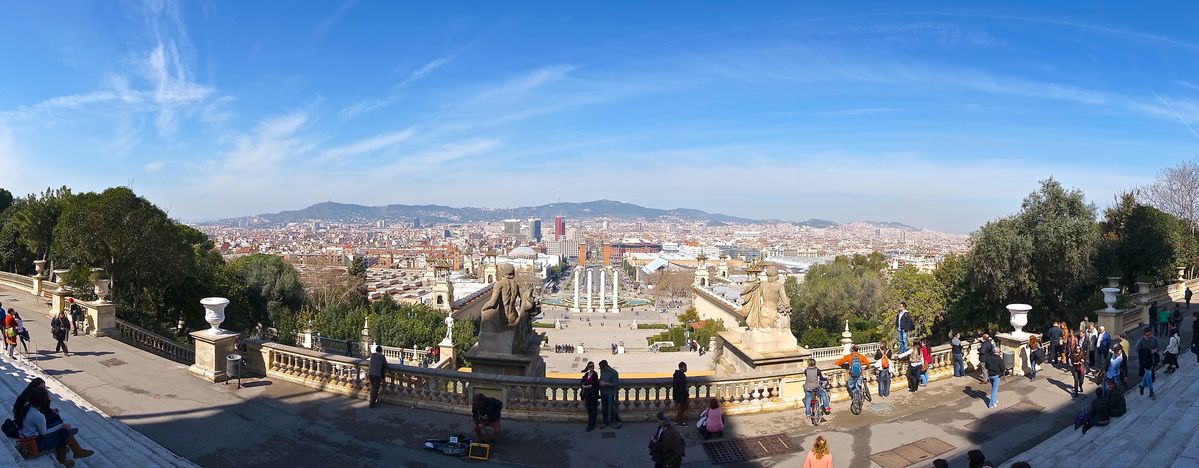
[885,265,947,341]
[11,187,71,265]
[224,253,305,333]
[348,256,367,278]
[0,199,35,273]
[787,255,886,334]
[676,306,700,324]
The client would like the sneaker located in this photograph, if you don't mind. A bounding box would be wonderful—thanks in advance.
[677,422,688,427]
[1140,385,1145,396]
[1150,392,1156,399]
[615,422,623,429]
[823,407,831,415]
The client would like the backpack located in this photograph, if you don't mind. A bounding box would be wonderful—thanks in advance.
[850,355,862,377]
[880,355,890,369]
[1,418,18,439]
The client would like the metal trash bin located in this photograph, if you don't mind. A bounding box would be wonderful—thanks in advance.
[1002,350,1015,374]
[226,354,243,379]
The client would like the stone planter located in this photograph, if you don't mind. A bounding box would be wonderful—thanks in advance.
[33,260,46,278]
[51,269,70,290]
[93,279,110,303]
[201,297,231,332]
[1177,266,1186,282]
[1102,287,1120,312]
[1106,276,1122,289]
[1006,304,1032,337]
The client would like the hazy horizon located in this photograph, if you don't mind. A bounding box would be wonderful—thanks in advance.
[2,2,1197,233]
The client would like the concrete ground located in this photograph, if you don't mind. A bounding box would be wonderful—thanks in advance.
[2,283,1185,467]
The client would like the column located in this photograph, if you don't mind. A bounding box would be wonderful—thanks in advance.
[611,270,620,314]
[599,269,607,313]
[586,270,594,313]
[571,269,581,313]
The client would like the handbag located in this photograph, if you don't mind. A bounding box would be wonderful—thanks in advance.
[696,408,709,429]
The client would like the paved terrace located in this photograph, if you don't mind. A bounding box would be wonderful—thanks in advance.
[2,282,1189,467]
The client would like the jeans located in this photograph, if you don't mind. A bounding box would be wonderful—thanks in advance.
[1142,370,1155,394]
[920,367,929,386]
[803,388,829,415]
[953,353,964,377]
[584,396,598,429]
[988,375,1000,407]
[848,375,863,395]
[898,330,909,353]
[601,393,621,425]
[1070,367,1083,394]
[878,369,891,397]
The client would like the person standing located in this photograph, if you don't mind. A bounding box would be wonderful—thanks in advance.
[581,362,600,431]
[649,412,685,468]
[906,348,923,392]
[896,302,913,353]
[874,342,892,397]
[1187,287,1193,310]
[598,360,623,429]
[51,310,71,357]
[951,333,964,377]
[68,298,83,336]
[1087,324,1100,372]
[1079,316,1092,338]
[672,362,689,426]
[803,435,833,468]
[1046,322,1063,365]
[10,310,29,354]
[1158,306,1171,339]
[920,341,932,386]
[4,311,16,359]
[1025,334,1040,381]
[367,345,385,408]
[983,346,1004,408]
[1067,331,1084,397]
[0,305,7,357]
[1136,327,1159,399]
[1106,345,1124,391]
[1097,326,1111,373]
[1118,332,1131,387]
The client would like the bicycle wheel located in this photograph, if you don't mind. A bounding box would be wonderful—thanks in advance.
[810,403,821,426]
[850,392,863,415]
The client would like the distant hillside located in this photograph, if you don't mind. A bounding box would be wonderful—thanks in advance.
[206,200,760,226]
[792,218,839,228]
[855,220,921,231]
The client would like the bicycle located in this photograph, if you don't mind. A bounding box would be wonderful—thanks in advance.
[848,376,871,415]
[808,377,832,426]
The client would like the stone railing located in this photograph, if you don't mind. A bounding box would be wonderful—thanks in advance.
[809,342,881,362]
[113,319,195,365]
[250,339,965,422]
[0,271,35,291]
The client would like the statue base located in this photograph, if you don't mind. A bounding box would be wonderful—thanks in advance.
[189,329,240,383]
[716,330,810,375]
[996,333,1035,377]
[468,328,546,377]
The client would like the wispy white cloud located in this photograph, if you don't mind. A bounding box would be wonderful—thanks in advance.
[144,161,166,173]
[141,0,215,135]
[468,65,576,104]
[383,139,501,175]
[222,112,314,172]
[340,56,454,117]
[313,0,358,39]
[319,129,415,161]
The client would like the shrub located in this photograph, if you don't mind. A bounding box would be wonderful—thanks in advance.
[657,346,680,352]
[637,323,669,329]
[799,327,837,348]
[532,322,556,329]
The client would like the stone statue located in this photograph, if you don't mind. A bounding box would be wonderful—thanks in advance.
[479,263,540,353]
[443,315,454,342]
[739,266,791,330]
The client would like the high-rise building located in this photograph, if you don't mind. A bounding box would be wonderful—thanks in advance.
[530,218,542,242]
[503,219,521,241]
[413,217,422,229]
[554,216,566,240]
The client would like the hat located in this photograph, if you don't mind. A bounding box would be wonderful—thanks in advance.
[67,298,74,303]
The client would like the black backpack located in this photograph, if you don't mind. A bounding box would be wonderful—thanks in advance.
[1,418,18,439]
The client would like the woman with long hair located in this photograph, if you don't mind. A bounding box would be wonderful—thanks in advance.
[1026,334,1041,381]
[803,435,832,468]
[1067,331,1085,397]
[51,309,70,357]
[11,309,30,354]
[16,388,94,466]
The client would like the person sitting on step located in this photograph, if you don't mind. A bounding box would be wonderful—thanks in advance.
[16,387,94,466]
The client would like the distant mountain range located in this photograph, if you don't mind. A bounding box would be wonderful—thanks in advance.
[204,200,917,230]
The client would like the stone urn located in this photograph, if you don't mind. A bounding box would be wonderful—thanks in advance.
[200,297,230,332]
[1136,281,1152,302]
[51,269,70,290]
[1177,266,1187,282]
[1006,304,1032,337]
[1106,276,1122,289]
[93,279,110,303]
[33,260,46,278]
[1102,287,1120,312]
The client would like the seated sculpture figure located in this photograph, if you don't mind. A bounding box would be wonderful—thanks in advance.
[479,263,539,354]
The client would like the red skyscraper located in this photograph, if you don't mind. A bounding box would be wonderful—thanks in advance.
[554,216,566,240]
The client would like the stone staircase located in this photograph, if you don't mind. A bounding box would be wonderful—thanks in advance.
[1001,360,1199,468]
[0,355,195,467]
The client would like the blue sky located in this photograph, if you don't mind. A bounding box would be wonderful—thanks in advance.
[2,1,1198,233]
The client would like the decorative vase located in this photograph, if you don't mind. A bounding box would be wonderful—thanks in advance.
[93,279,110,303]
[1177,266,1187,282]
[33,260,46,278]
[201,297,230,332]
[1006,304,1032,337]
[1102,287,1120,312]
[1106,276,1121,289]
[51,269,70,291]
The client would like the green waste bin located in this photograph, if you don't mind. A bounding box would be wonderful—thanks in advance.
[226,354,243,379]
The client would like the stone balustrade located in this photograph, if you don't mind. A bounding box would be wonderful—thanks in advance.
[0,271,35,290]
[248,339,964,422]
[113,319,195,365]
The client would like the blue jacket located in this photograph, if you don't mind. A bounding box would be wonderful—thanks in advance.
[1098,332,1111,352]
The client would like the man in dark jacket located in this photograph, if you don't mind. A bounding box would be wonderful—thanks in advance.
[982,346,1005,409]
[1136,327,1159,398]
[368,345,386,408]
[1045,323,1063,364]
[672,362,689,426]
[649,412,685,468]
[896,302,914,353]
[472,393,503,445]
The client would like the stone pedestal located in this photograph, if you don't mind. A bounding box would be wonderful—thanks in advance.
[1096,306,1143,336]
[84,301,116,337]
[189,329,240,383]
[48,289,70,319]
[995,333,1033,377]
[716,330,810,375]
[31,278,42,297]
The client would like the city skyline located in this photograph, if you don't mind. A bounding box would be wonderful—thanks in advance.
[3,2,1199,233]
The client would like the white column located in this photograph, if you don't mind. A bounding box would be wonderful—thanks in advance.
[599,269,607,313]
[571,269,581,313]
[586,270,594,313]
[612,270,620,314]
